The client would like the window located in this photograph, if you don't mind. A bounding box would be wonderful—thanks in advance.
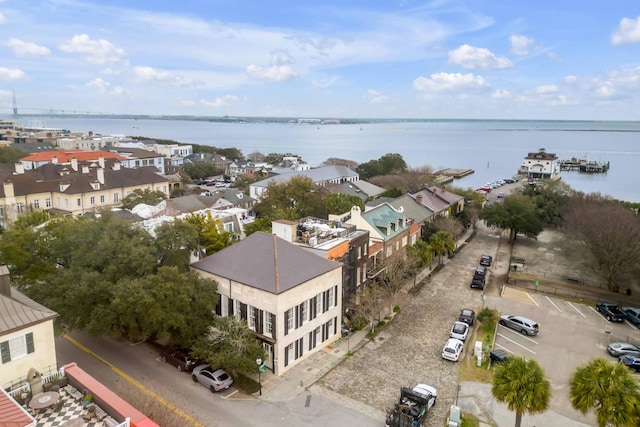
[0,205,3,217]
[402,236,408,247]
[328,287,335,309]
[300,300,307,324]
[286,308,294,332]
[16,202,24,213]
[1,333,34,363]
[100,195,105,203]
[265,313,273,337]
[284,343,293,367]
[46,198,51,208]
[315,294,322,316]
[248,306,256,330]
[114,193,119,202]
[90,196,95,205]
[77,198,81,207]
[234,302,242,320]
[33,200,40,209]
[386,246,392,257]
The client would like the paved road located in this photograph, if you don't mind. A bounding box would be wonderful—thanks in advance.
[56,331,380,427]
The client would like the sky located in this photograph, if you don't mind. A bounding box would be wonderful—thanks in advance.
[1,0,640,120]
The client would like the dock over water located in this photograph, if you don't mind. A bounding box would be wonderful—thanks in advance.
[558,157,610,173]
[433,168,475,178]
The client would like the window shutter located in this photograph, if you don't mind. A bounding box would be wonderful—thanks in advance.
[240,303,247,320]
[308,332,313,351]
[333,317,337,336]
[295,305,301,328]
[0,341,10,364]
[215,299,222,316]
[310,298,316,320]
[228,299,234,316]
[271,313,276,335]
[284,347,289,367]
[257,309,264,334]
[334,285,338,307]
[299,338,304,357]
[323,291,328,313]
[284,311,289,335]
[26,333,35,354]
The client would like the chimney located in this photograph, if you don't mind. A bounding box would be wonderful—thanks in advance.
[71,157,78,171]
[98,155,105,168]
[97,168,105,184]
[3,180,14,198]
[416,194,423,205]
[82,165,89,173]
[113,162,121,171]
[52,155,58,164]
[0,265,10,297]
[14,162,24,174]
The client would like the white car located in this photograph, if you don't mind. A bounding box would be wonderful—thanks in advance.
[412,383,437,410]
[450,321,469,341]
[442,338,464,362]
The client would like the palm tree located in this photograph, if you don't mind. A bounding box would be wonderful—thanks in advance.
[428,230,455,265]
[569,357,640,427]
[492,356,551,427]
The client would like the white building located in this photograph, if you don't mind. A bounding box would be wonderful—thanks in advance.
[518,148,560,179]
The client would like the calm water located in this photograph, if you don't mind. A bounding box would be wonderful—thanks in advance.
[19,117,640,202]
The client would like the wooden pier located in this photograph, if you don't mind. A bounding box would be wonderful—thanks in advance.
[559,157,609,173]
[433,168,475,178]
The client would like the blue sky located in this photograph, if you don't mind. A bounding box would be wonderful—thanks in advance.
[1,0,640,120]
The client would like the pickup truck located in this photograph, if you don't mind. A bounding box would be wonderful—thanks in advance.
[385,385,437,427]
[596,302,626,322]
[623,307,640,327]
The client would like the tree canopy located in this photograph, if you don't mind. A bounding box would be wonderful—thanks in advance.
[356,153,407,179]
[323,193,364,215]
[253,176,326,221]
[121,188,168,210]
[569,357,640,427]
[182,161,222,181]
[480,194,543,241]
[492,356,551,427]
[0,146,27,164]
[429,231,455,265]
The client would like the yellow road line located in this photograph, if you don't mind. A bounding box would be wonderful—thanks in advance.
[62,334,204,427]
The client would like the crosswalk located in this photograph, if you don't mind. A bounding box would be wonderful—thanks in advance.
[500,286,539,306]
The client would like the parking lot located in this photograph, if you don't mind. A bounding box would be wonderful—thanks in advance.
[488,288,640,424]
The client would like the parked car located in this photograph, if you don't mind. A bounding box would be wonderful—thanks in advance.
[499,315,539,336]
[489,348,509,363]
[192,364,233,392]
[412,383,438,409]
[470,275,485,290]
[503,178,516,184]
[475,266,487,276]
[442,338,464,362]
[623,307,640,327]
[607,342,640,358]
[497,192,505,199]
[450,321,469,341]
[596,302,626,322]
[161,347,198,372]
[620,355,640,372]
[458,309,475,326]
[479,255,492,266]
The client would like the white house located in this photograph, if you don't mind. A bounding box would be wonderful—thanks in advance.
[518,147,560,179]
[191,233,342,376]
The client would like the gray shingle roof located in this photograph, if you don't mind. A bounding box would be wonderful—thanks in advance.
[191,232,341,294]
[252,165,359,188]
[0,287,58,335]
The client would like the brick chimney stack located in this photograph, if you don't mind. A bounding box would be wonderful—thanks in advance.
[97,168,104,184]
[71,157,78,171]
[0,265,11,297]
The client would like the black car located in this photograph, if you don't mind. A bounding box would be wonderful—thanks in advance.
[459,308,476,326]
[503,178,516,184]
[490,348,509,363]
[161,347,198,372]
[475,266,487,276]
[470,274,485,289]
[480,255,492,266]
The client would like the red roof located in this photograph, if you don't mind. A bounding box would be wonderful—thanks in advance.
[0,387,36,427]
[20,150,126,162]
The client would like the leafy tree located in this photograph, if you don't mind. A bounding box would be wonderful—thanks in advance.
[480,194,543,241]
[519,179,569,227]
[351,284,384,334]
[429,230,455,265]
[563,193,640,292]
[356,153,407,179]
[433,216,464,240]
[323,193,364,215]
[369,166,434,193]
[215,147,243,161]
[263,152,301,165]
[243,216,272,236]
[407,240,433,268]
[121,188,168,209]
[12,211,50,231]
[191,316,266,376]
[0,146,27,164]
[182,162,221,180]
[375,258,414,315]
[154,219,200,272]
[379,187,404,198]
[184,211,235,255]
[253,176,326,220]
[569,357,640,427]
[247,151,265,162]
[492,357,551,427]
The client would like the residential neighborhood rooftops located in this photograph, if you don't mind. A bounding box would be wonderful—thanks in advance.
[191,232,341,294]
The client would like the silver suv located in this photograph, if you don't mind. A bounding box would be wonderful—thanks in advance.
[499,315,539,336]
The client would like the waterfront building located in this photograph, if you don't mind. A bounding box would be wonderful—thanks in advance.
[518,147,560,179]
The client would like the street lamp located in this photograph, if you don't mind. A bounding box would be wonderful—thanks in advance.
[256,357,262,396]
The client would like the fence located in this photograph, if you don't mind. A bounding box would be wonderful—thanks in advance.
[5,366,65,398]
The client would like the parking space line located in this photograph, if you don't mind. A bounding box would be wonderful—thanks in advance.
[494,343,515,354]
[499,327,539,345]
[625,321,638,330]
[496,332,537,354]
[501,286,539,306]
[545,296,562,312]
[567,302,587,318]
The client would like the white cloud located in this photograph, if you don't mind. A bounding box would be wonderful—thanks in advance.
[312,76,340,88]
[364,89,389,104]
[7,38,51,57]
[59,34,127,65]
[86,78,128,95]
[492,89,512,99]
[199,95,239,108]
[564,75,577,84]
[0,67,26,80]
[0,11,6,25]
[133,66,193,87]
[246,64,298,82]
[413,72,489,92]
[510,34,534,56]
[536,85,559,94]
[448,44,513,70]
[612,16,640,45]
